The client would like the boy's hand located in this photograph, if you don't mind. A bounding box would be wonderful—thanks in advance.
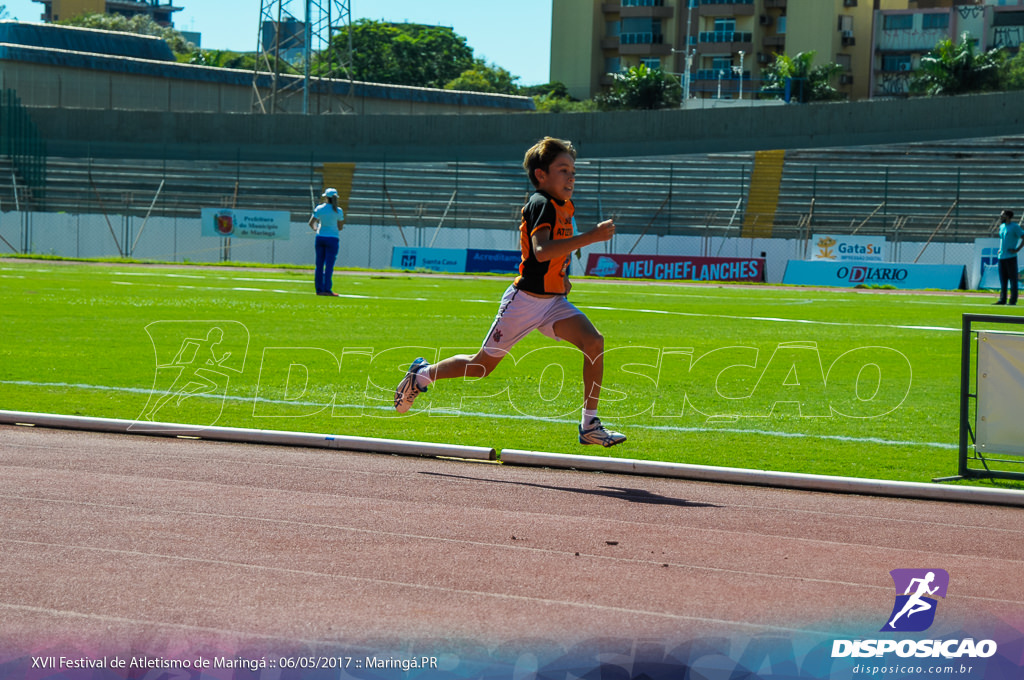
[593,219,616,242]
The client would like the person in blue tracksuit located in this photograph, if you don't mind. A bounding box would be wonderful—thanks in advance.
[308,188,344,296]
[995,209,1023,306]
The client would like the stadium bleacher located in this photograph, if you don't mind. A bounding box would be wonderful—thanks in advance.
[13,135,1023,246]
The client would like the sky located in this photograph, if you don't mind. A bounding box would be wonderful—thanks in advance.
[1,0,555,85]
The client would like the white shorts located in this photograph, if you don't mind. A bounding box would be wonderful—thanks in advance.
[480,284,584,357]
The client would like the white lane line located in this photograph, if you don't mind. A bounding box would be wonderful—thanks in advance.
[582,304,959,332]
[95,278,963,332]
[10,265,967,332]
[0,537,841,637]
[0,379,956,450]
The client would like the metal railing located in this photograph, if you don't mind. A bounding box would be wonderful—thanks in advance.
[0,89,46,204]
[620,32,665,45]
[698,31,753,43]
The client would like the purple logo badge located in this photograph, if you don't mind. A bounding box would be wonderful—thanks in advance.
[881,569,949,632]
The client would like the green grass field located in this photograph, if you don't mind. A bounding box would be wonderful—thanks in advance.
[2,258,1022,489]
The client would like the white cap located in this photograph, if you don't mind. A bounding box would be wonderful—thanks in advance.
[322,188,339,197]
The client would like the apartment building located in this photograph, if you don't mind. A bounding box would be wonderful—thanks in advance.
[551,0,1016,103]
[874,1,1024,97]
[30,0,181,27]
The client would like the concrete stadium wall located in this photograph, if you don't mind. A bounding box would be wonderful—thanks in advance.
[0,60,534,116]
[5,62,252,112]
[24,89,1024,163]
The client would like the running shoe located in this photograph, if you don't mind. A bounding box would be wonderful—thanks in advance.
[394,357,428,413]
[578,418,626,447]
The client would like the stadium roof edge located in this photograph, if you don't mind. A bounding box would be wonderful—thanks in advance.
[0,20,536,111]
[0,19,175,61]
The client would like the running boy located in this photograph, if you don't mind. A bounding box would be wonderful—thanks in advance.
[393,136,626,447]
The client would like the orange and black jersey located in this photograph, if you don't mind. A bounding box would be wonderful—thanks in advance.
[514,190,574,295]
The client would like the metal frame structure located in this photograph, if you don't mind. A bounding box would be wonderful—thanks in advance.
[942,313,1024,482]
[252,0,352,114]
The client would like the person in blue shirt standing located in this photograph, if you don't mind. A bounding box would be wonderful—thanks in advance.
[308,188,344,296]
[995,209,1023,306]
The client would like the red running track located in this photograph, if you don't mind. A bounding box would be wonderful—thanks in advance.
[1,424,1022,669]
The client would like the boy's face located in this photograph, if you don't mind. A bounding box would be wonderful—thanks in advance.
[535,152,576,202]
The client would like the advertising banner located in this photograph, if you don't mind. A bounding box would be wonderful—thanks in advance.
[465,249,521,274]
[391,247,467,273]
[974,238,1000,289]
[783,260,966,290]
[809,234,886,262]
[200,208,290,240]
[390,248,521,274]
[973,237,1024,290]
[585,253,764,282]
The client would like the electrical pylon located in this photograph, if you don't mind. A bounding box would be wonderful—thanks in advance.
[252,0,352,114]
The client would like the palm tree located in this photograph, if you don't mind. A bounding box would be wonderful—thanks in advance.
[910,33,1005,96]
[597,64,683,111]
[762,51,843,103]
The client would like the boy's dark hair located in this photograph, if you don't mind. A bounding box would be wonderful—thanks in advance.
[1002,210,1014,220]
[523,136,576,188]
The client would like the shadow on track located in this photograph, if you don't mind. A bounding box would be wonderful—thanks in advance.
[419,471,720,508]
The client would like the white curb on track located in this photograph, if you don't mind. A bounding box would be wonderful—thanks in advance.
[4,409,1020,507]
[499,449,1024,508]
[0,410,496,461]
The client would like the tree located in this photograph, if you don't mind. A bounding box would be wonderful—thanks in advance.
[762,51,843,103]
[1001,47,1024,91]
[596,64,682,111]
[320,19,475,88]
[185,49,259,71]
[444,69,494,93]
[910,33,1005,96]
[57,11,299,73]
[520,82,597,113]
[56,12,195,55]
[532,93,598,114]
[519,82,571,99]
[445,60,519,94]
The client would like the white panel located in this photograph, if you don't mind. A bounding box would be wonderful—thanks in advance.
[977,331,1024,457]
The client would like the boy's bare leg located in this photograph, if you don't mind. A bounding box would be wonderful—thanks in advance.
[395,350,502,413]
[552,314,604,411]
[427,351,503,382]
[553,314,625,446]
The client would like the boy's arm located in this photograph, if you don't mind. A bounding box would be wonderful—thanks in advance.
[532,219,616,263]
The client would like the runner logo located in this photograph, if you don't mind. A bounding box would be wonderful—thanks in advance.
[832,567,996,661]
[134,321,249,432]
[881,568,949,633]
